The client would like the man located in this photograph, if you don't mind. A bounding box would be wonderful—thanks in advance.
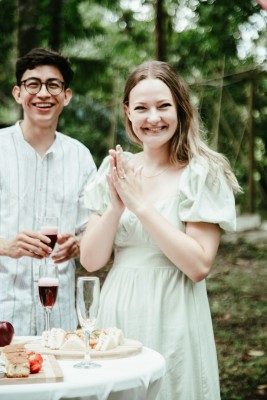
[0,48,97,335]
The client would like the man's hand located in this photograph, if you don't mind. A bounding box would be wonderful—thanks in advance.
[0,231,52,259]
[52,233,80,263]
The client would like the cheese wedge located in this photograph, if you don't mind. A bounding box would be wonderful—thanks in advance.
[106,327,124,347]
[60,335,85,351]
[94,332,117,351]
[47,328,66,349]
[42,328,65,349]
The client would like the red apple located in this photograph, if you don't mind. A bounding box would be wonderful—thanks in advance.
[0,321,14,347]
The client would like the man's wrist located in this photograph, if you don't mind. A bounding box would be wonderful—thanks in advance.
[0,238,9,256]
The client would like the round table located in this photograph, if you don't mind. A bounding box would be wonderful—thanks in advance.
[0,346,166,400]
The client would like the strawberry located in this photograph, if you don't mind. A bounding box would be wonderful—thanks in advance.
[28,351,43,373]
[29,352,43,365]
[28,352,43,364]
[30,362,41,374]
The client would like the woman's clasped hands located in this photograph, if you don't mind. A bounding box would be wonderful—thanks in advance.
[107,144,144,214]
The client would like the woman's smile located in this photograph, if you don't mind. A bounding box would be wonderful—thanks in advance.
[125,78,178,147]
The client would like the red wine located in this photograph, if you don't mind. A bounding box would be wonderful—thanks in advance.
[41,227,58,250]
[38,278,59,307]
[45,234,57,250]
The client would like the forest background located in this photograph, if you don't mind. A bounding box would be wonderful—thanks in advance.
[1,0,267,217]
[0,1,266,399]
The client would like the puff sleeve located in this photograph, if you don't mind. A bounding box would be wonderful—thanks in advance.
[84,156,110,215]
[178,157,236,232]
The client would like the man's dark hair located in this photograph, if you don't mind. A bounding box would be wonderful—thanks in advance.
[15,48,74,88]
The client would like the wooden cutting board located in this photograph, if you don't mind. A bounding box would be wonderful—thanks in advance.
[24,338,142,360]
[0,354,63,385]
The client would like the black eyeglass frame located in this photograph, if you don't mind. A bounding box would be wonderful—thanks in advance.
[20,78,65,95]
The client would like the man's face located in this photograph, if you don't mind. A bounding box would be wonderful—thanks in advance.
[12,65,72,128]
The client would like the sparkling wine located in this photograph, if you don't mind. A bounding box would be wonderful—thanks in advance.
[38,277,59,308]
[41,226,58,250]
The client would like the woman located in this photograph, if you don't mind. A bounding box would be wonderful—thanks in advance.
[80,61,240,400]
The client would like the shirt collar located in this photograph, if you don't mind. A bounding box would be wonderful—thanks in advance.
[15,120,60,155]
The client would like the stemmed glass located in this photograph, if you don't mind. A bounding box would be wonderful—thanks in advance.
[38,263,59,332]
[38,216,59,262]
[74,277,101,369]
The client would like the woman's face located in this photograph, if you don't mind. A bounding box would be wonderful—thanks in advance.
[125,78,178,149]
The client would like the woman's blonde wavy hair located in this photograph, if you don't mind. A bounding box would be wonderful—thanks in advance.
[123,60,241,193]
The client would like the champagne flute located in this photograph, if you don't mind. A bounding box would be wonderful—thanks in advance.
[38,263,59,332]
[74,277,101,369]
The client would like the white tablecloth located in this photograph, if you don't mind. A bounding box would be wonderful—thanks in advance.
[0,346,166,400]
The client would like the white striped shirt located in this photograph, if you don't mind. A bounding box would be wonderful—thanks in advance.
[0,122,97,335]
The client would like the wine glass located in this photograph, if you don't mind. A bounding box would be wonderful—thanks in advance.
[38,216,59,262]
[74,277,101,369]
[38,263,59,332]
[39,216,59,251]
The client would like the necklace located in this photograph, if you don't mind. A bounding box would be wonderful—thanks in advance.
[142,166,170,178]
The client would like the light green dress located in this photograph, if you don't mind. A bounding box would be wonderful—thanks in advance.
[84,155,236,400]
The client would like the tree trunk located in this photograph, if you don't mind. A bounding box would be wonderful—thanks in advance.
[211,57,225,151]
[247,78,256,213]
[17,0,37,57]
[107,74,119,149]
[155,0,166,61]
[49,0,62,51]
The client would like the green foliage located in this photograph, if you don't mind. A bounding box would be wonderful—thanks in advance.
[1,0,267,214]
[58,94,112,166]
[0,0,17,114]
[0,0,16,61]
[209,239,267,400]
[196,0,255,59]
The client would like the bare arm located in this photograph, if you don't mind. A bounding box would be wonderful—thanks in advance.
[80,152,126,272]
[80,206,122,272]
[133,202,221,282]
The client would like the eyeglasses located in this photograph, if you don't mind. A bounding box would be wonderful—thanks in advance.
[20,78,65,95]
